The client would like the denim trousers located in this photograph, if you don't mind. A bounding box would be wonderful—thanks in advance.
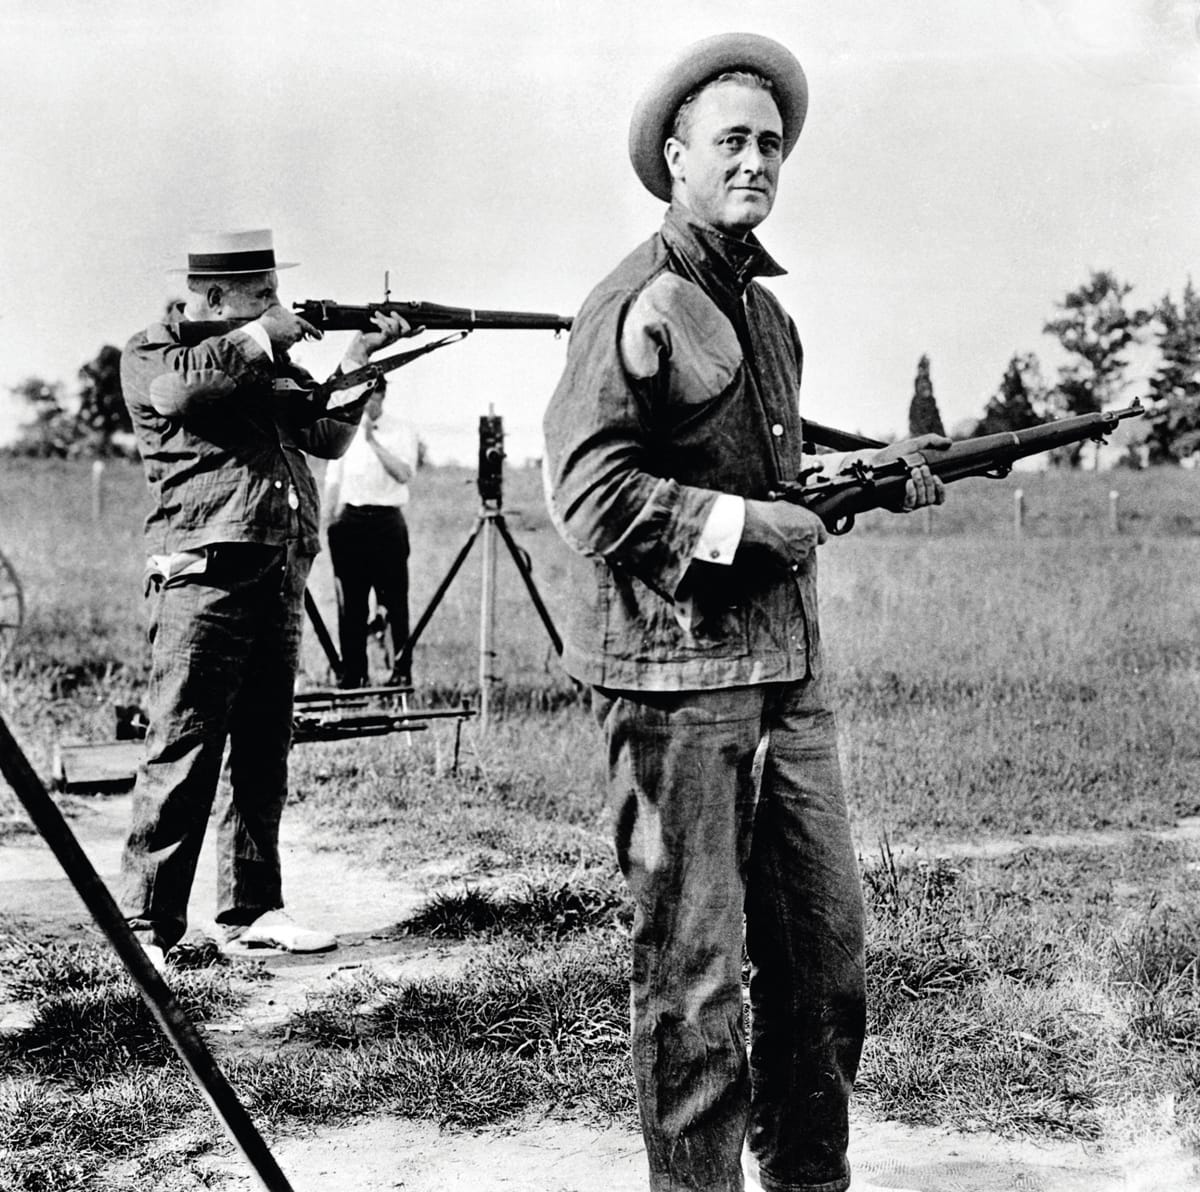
[595,680,866,1192]
[119,541,312,950]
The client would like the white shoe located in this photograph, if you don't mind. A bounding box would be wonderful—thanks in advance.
[743,1151,920,1192]
[222,909,337,954]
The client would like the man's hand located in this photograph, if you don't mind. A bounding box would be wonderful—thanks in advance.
[741,498,827,569]
[346,311,414,367]
[257,303,322,351]
[870,434,951,511]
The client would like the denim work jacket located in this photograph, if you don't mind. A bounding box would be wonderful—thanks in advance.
[543,205,821,691]
[122,309,360,557]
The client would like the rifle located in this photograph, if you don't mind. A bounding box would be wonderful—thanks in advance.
[773,402,1146,535]
[175,297,573,346]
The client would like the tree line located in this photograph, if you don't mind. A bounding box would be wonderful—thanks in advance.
[908,270,1200,465]
[5,271,1198,463]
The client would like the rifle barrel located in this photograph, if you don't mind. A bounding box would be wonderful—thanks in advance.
[171,298,574,346]
[293,299,573,333]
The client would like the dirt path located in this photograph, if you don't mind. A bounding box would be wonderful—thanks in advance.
[2,794,1198,1192]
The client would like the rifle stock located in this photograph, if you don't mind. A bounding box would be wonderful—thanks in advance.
[774,403,1145,534]
[174,298,573,346]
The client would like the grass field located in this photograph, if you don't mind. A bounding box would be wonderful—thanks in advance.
[1,454,1200,1188]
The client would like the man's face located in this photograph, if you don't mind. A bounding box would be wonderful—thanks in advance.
[664,81,783,235]
[212,271,280,319]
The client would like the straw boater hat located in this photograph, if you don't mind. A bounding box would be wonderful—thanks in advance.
[628,32,809,202]
[172,228,298,275]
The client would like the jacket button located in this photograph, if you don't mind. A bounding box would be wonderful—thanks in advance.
[771,423,784,437]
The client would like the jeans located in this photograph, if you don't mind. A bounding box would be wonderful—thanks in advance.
[595,680,865,1192]
[327,505,411,686]
[119,541,312,950]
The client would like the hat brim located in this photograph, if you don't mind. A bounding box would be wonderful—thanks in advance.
[167,261,299,275]
[629,32,808,202]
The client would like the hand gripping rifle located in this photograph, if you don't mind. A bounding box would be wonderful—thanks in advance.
[774,401,1146,535]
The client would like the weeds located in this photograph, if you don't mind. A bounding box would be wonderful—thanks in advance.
[245,931,633,1129]
[0,932,246,1082]
[400,875,629,940]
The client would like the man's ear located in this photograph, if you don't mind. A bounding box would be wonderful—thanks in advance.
[205,284,224,311]
[664,137,686,184]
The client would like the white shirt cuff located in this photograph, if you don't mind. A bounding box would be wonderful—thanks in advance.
[324,358,374,411]
[234,321,273,360]
[693,493,744,565]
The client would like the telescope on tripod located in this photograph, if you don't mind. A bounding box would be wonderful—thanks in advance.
[397,410,562,729]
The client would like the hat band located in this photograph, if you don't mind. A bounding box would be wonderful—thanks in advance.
[187,249,277,273]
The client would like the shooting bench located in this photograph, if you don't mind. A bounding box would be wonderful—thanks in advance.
[52,686,474,795]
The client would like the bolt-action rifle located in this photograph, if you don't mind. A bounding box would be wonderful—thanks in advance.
[174,293,574,411]
[175,297,573,346]
[776,402,1146,535]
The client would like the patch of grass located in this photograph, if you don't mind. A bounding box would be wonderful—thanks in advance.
[292,714,612,882]
[0,1071,204,1191]
[400,875,629,941]
[273,932,635,1127]
[0,932,247,1083]
[232,1038,544,1130]
[858,842,1200,1151]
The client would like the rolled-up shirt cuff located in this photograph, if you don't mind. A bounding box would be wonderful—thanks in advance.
[234,320,273,360]
[693,493,744,565]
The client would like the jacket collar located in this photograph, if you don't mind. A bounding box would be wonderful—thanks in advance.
[661,202,787,300]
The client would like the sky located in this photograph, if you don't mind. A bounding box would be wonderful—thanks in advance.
[1,0,1198,465]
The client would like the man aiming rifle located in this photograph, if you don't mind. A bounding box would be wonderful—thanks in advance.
[118,228,412,968]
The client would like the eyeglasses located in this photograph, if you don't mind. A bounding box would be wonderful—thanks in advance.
[714,132,783,159]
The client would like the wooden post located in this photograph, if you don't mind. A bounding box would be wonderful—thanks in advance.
[91,459,105,521]
[1109,489,1120,534]
[922,504,934,536]
[1013,488,1025,536]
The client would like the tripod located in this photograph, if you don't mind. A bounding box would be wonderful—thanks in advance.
[398,413,561,729]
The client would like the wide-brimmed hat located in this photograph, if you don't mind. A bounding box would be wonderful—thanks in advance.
[170,228,298,275]
[628,32,808,202]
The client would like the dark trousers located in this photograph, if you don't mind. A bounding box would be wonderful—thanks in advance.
[327,504,410,686]
[120,542,311,950]
[594,679,866,1192]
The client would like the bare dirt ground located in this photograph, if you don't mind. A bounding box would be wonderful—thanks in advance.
[2,792,1198,1192]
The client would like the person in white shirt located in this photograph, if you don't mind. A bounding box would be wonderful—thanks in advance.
[323,379,420,688]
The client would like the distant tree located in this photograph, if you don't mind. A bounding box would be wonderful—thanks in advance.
[1043,269,1151,418]
[77,345,132,456]
[5,346,135,459]
[5,376,76,458]
[1144,279,1200,463]
[907,354,945,437]
[973,353,1050,437]
[1042,270,1150,467]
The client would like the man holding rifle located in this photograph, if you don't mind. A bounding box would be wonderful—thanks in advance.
[543,34,945,1192]
[118,229,410,968]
